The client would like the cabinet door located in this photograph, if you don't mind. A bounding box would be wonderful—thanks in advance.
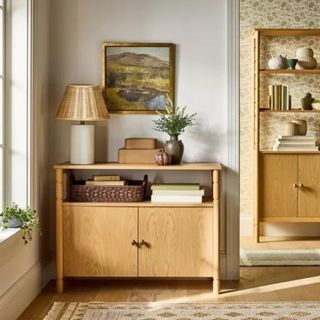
[260,154,298,218]
[138,207,213,277]
[63,206,138,276]
[298,155,320,217]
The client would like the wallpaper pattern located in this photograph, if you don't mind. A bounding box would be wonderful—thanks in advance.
[240,0,320,218]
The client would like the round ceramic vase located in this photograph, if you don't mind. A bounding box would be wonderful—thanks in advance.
[164,135,184,164]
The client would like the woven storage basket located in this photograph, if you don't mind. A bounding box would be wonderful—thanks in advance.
[70,175,148,202]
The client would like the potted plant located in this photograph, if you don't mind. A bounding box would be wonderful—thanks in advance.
[153,97,197,164]
[0,203,39,244]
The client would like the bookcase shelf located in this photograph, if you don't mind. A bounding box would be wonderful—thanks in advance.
[259,109,320,113]
[253,28,320,243]
[260,69,320,75]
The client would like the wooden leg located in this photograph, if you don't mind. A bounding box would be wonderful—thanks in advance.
[213,170,220,295]
[56,278,64,294]
[56,168,64,293]
[213,279,221,295]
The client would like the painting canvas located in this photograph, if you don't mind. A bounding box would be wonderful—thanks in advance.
[102,43,175,114]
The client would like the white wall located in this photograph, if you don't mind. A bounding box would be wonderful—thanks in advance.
[48,0,237,278]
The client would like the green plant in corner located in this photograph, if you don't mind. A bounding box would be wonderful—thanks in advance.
[0,203,39,244]
[152,96,197,137]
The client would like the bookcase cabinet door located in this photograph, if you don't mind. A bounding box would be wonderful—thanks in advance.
[63,206,138,277]
[298,155,320,217]
[260,154,298,218]
[138,207,213,277]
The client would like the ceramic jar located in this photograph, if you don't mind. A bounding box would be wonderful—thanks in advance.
[285,123,298,136]
[164,135,184,164]
[154,150,172,166]
[268,55,288,69]
[291,119,307,135]
[296,47,317,69]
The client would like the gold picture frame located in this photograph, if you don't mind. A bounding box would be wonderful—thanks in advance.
[102,42,175,114]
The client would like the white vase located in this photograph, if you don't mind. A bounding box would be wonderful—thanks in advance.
[268,55,288,69]
[296,47,314,57]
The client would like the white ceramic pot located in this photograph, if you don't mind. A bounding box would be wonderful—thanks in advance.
[268,55,288,69]
[296,47,314,57]
[297,55,317,69]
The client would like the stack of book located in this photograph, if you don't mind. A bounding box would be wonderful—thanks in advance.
[151,183,204,203]
[85,175,127,186]
[268,84,291,110]
[272,135,319,151]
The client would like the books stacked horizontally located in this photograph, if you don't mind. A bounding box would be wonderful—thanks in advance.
[151,183,204,203]
[273,135,319,151]
[268,84,291,110]
[85,175,127,186]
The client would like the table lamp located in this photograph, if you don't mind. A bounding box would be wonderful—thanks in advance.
[56,84,109,164]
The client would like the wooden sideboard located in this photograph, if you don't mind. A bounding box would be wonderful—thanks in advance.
[54,162,222,294]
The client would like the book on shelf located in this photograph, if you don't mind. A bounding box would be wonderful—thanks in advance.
[272,134,318,151]
[85,180,127,186]
[277,135,316,141]
[93,175,121,181]
[268,84,291,110]
[151,183,200,190]
[152,189,205,196]
[273,146,319,151]
[151,195,203,204]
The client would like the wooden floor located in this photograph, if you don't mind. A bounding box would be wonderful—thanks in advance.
[19,266,320,319]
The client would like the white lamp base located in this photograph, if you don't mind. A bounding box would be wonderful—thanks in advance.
[70,124,94,164]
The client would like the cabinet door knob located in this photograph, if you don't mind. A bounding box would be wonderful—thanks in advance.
[293,183,298,188]
[131,240,138,246]
[140,240,146,246]
[298,183,304,188]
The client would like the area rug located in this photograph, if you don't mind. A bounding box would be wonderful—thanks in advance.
[240,248,320,266]
[44,302,320,319]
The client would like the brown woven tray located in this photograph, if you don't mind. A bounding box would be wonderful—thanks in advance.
[70,175,148,202]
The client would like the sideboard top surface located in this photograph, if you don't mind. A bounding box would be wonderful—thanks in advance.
[54,162,222,171]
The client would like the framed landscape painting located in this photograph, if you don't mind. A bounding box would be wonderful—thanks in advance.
[102,42,175,114]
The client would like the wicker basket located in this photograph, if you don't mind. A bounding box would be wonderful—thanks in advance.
[70,175,148,202]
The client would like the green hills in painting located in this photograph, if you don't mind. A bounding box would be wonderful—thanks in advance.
[106,52,170,111]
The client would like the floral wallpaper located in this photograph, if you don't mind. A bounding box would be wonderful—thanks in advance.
[240,0,320,219]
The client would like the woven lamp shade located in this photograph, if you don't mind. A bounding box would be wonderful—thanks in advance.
[56,84,109,121]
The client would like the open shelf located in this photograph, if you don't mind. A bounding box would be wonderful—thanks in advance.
[62,199,214,208]
[259,150,320,154]
[54,162,222,171]
[260,69,320,75]
[261,217,320,223]
[255,29,320,37]
[259,109,320,113]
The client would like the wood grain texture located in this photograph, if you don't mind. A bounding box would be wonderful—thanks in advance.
[62,200,214,208]
[298,155,320,217]
[138,207,213,277]
[213,170,220,294]
[56,169,64,293]
[54,162,222,171]
[63,206,138,277]
[18,266,320,320]
[255,28,320,36]
[260,154,298,218]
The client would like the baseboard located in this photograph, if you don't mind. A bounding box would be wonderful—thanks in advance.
[240,215,320,237]
[0,261,42,320]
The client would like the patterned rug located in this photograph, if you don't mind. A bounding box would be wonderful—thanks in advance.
[43,302,320,319]
[240,248,320,266]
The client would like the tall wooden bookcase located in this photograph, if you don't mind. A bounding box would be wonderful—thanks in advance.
[253,29,320,242]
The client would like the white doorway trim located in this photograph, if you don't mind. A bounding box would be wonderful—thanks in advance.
[225,0,240,280]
